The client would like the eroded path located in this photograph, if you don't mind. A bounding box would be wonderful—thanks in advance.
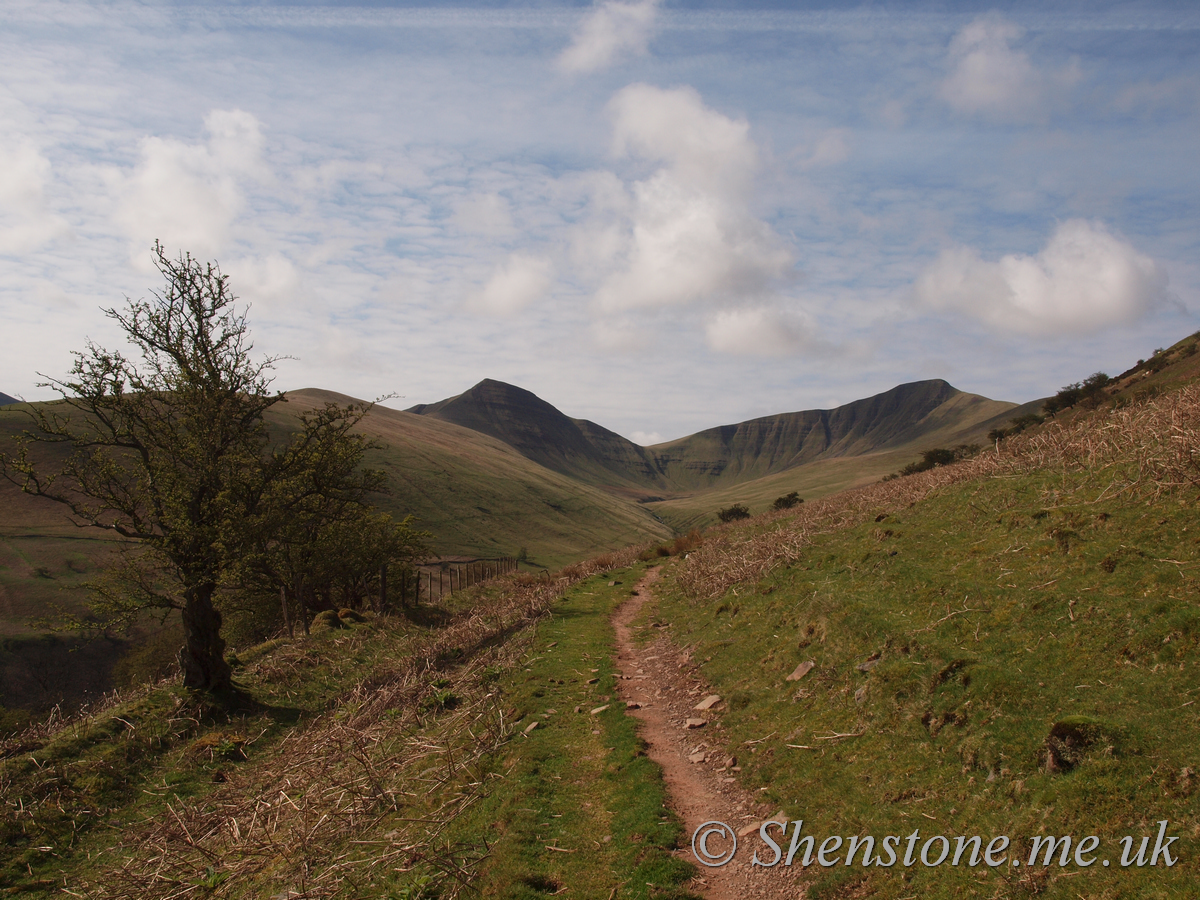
[612,567,805,900]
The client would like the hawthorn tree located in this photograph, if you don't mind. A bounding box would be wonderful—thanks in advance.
[234,404,427,632]
[1,244,411,692]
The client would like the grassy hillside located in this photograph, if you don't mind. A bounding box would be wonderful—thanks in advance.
[637,379,1200,898]
[3,362,1198,898]
[280,389,671,568]
[0,392,672,713]
[646,380,1013,491]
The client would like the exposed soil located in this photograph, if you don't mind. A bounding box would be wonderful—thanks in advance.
[612,567,806,899]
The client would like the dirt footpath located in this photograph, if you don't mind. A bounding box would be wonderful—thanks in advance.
[612,567,806,900]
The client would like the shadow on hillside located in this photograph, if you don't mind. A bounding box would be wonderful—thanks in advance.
[396,604,453,628]
[196,684,303,727]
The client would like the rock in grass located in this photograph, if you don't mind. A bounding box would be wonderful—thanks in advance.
[524,721,539,735]
[590,705,610,715]
[786,661,814,682]
[693,694,721,711]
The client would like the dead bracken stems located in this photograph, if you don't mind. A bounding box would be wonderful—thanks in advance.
[65,545,642,899]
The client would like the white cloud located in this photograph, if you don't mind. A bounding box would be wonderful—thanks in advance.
[114,109,265,263]
[469,253,552,315]
[913,219,1169,336]
[940,14,1079,119]
[629,429,662,446]
[704,307,817,357]
[590,84,793,314]
[223,253,303,312]
[557,0,659,74]
[0,136,68,253]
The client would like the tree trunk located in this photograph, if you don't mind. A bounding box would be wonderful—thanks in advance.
[178,583,232,691]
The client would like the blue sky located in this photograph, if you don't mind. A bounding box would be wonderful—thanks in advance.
[1,1,1197,443]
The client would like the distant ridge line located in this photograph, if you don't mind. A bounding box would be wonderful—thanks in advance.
[408,377,1017,493]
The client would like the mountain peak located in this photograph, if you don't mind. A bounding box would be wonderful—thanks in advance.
[408,379,659,489]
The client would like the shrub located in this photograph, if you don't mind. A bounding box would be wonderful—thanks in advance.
[772,491,803,511]
[893,445,979,479]
[717,503,751,523]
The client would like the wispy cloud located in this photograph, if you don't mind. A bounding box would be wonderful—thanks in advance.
[0,136,68,253]
[939,14,1080,120]
[558,0,660,74]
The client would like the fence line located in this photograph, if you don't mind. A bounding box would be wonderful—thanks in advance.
[391,556,518,608]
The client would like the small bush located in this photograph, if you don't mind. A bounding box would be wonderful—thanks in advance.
[717,503,751,523]
[772,491,803,511]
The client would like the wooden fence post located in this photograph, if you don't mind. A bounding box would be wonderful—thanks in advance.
[281,586,292,638]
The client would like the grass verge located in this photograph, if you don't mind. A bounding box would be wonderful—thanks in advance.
[646,463,1199,899]
[442,564,699,900]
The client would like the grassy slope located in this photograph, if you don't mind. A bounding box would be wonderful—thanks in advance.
[645,382,1015,492]
[640,385,1200,898]
[0,553,697,900]
[275,390,673,570]
[6,341,1200,899]
[0,392,671,631]
[647,394,1019,533]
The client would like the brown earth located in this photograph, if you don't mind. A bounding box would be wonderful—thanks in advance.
[612,567,807,899]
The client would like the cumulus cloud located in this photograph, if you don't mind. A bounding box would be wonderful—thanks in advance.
[940,14,1079,119]
[114,109,265,262]
[0,136,68,253]
[913,219,1169,336]
[558,0,659,74]
[704,307,822,357]
[469,253,553,315]
[590,84,793,315]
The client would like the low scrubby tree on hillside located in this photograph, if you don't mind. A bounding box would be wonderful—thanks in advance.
[717,503,751,523]
[1,244,422,692]
[773,491,803,510]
